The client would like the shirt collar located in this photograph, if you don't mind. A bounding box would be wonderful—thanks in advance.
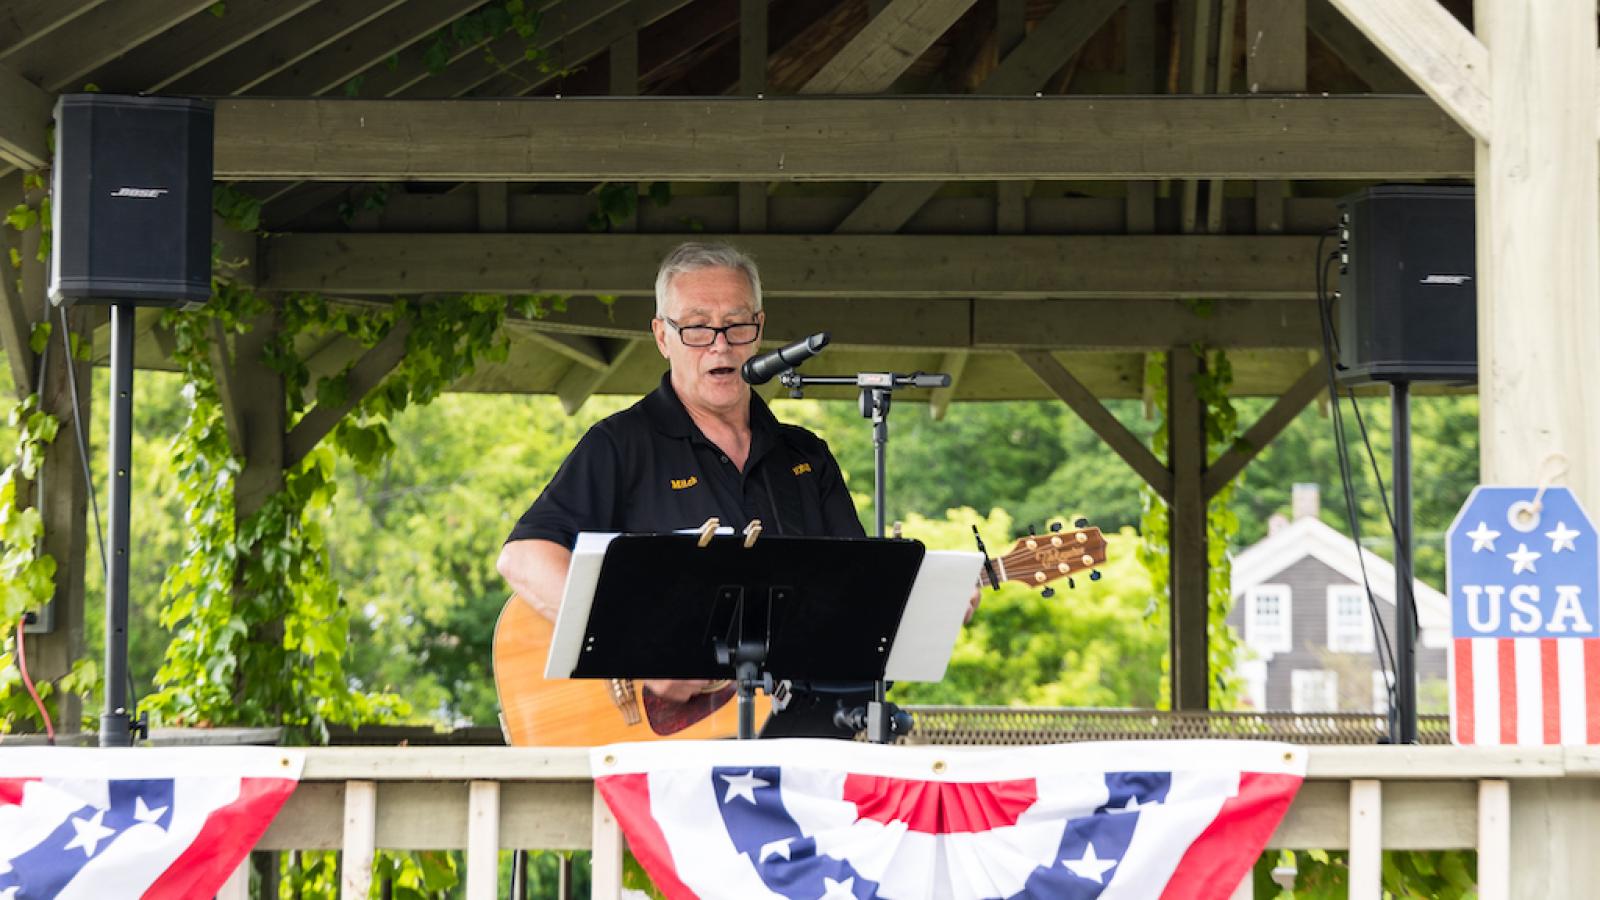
[643,370,781,446]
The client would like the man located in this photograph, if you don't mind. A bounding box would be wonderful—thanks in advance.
[498,241,872,718]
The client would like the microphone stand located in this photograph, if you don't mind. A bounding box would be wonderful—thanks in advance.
[778,369,950,743]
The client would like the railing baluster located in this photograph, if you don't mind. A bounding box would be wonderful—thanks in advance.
[1229,871,1253,899]
[341,780,378,900]
[216,857,250,900]
[591,786,624,900]
[1348,779,1382,900]
[1477,779,1510,900]
[466,781,501,899]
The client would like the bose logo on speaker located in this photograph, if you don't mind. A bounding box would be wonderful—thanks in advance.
[109,187,169,199]
[1419,274,1472,286]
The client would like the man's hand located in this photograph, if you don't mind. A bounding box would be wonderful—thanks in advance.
[965,584,983,624]
[642,679,717,703]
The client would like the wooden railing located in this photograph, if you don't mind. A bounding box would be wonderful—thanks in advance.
[211,744,1600,899]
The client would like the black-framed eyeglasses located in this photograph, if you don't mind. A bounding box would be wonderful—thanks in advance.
[661,317,762,348]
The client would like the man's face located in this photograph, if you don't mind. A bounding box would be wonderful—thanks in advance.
[651,266,765,416]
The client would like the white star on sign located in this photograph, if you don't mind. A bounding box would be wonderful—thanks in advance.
[134,795,168,826]
[719,770,770,805]
[1547,522,1581,554]
[1507,543,1542,575]
[1467,521,1500,553]
[1,886,18,900]
[759,838,793,862]
[818,876,856,899]
[1062,841,1119,884]
[63,808,116,857]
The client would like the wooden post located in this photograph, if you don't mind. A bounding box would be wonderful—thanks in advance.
[591,786,624,899]
[738,0,767,234]
[341,780,377,900]
[1167,347,1209,711]
[1246,0,1306,233]
[1508,779,1600,895]
[1348,779,1382,900]
[1476,0,1600,515]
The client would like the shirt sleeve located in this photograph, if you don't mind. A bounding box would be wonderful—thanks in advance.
[505,425,624,549]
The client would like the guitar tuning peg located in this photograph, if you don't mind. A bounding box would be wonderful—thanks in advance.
[1049,521,1063,533]
[1027,524,1037,535]
[1067,577,1076,590]
[1090,569,1102,581]
[1041,587,1055,599]
[1074,517,1089,528]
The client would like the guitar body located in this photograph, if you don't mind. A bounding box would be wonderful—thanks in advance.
[493,595,769,746]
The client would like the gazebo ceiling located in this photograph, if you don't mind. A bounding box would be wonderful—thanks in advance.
[2,0,1474,408]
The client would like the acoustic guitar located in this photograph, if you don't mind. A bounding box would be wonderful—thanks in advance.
[493,522,1108,746]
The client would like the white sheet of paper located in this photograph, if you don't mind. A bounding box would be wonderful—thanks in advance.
[543,532,616,679]
[884,550,984,681]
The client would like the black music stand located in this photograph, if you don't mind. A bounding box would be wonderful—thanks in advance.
[546,531,975,740]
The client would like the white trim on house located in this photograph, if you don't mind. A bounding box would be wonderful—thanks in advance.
[1231,515,1451,648]
[1292,669,1339,712]
[1327,584,1376,653]
[1244,584,1294,656]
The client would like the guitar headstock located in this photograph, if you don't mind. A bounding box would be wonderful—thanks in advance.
[985,518,1108,597]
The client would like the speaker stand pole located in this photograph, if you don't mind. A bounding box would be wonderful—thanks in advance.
[1390,379,1418,744]
[99,302,136,747]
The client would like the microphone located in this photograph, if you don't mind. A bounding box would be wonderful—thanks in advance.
[741,332,831,385]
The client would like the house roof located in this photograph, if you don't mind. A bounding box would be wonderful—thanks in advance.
[1230,515,1451,642]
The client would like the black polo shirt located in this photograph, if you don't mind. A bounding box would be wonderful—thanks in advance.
[508,373,865,546]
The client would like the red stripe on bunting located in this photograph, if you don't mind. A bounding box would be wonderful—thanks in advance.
[842,774,1038,834]
[593,773,698,900]
[143,777,298,900]
[1158,772,1303,900]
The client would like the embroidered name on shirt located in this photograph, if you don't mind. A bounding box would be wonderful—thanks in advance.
[792,462,813,476]
[670,476,699,490]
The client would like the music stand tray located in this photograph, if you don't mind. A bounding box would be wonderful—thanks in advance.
[546,532,981,738]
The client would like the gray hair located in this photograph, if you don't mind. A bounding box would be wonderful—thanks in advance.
[653,241,763,318]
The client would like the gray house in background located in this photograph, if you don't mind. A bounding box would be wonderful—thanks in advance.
[1227,485,1451,713]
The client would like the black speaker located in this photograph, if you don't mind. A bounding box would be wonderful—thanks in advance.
[49,94,214,308]
[1334,184,1477,384]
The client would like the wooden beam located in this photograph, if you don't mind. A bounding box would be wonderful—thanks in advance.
[165,0,407,95]
[248,0,485,97]
[0,177,36,395]
[975,298,1321,350]
[557,339,644,415]
[1247,0,1306,235]
[463,0,696,99]
[800,0,976,94]
[0,62,50,169]
[1202,359,1325,497]
[214,95,1471,182]
[0,0,104,60]
[283,319,413,468]
[1326,0,1488,140]
[1016,350,1172,499]
[834,0,1126,233]
[1167,347,1208,711]
[260,233,1331,300]
[523,330,609,370]
[81,0,322,92]
[738,0,767,233]
[927,350,967,421]
[1305,0,1414,92]
[8,0,216,92]
[208,320,248,459]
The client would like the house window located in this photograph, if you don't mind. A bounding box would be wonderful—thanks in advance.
[1327,585,1375,653]
[1292,670,1339,712]
[1245,585,1293,655]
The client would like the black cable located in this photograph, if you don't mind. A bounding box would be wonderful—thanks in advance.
[1315,247,1401,725]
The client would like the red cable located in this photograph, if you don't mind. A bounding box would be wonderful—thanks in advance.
[15,619,55,745]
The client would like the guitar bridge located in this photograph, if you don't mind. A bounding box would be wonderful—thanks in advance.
[609,678,642,726]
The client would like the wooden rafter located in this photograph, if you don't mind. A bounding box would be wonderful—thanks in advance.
[165,0,406,95]
[7,0,217,92]
[213,95,1472,181]
[557,339,645,415]
[1326,0,1488,140]
[800,0,977,94]
[80,0,323,93]
[0,0,104,60]
[927,351,968,421]
[523,330,610,371]
[0,178,36,396]
[0,61,50,169]
[1016,351,1172,501]
[1202,360,1327,498]
[248,0,486,97]
[834,0,1124,234]
[1306,0,1415,93]
[259,233,1330,299]
[283,319,413,468]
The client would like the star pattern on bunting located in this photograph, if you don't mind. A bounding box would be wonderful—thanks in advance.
[720,771,770,805]
[63,809,116,857]
[817,875,856,899]
[1062,841,1119,884]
